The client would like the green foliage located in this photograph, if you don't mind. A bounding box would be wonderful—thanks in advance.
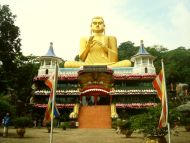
[0,5,22,93]
[0,100,11,119]
[163,47,190,85]
[60,121,70,129]
[0,96,16,120]
[128,105,168,136]
[169,108,181,128]
[146,45,168,72]
[60,112,70,122]
[117,109,130,119]
[126,104,182,136]
[118,41,139,61]
[59,61,65,68]
[116,118,131,130]
[74,55,80,61]
[112,119,117,129]
[180,112,190,126]
[176,101,190,127]
[0,5,40,104]
[15,55,39,101]
[13,116,32,128]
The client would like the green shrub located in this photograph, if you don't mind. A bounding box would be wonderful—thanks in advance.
[129,105,168,136]
[180,111,190,126]
[129,105,181,137]
[112,119,117,129]
[13,116,32,128]
[0,98,16,120]
[60,121,70,129]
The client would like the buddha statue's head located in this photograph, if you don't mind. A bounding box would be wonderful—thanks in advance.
[90,16,105,34]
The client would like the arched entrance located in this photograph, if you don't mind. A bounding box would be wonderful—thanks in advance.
[78,65,113,107]
[80,89,111,106]
[80,85,111,106]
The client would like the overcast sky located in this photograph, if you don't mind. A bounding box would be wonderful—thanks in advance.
[1,0,190,60]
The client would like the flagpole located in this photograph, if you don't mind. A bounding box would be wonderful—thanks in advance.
[50,62,58,143]
[161,59,171,143]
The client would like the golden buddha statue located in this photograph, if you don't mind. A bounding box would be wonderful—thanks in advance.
[64,16,131,68]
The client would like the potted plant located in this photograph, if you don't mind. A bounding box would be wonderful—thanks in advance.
[115,118,133,138]
[59,113,69,130]
[13,116,31,138]
[60,122,70,130]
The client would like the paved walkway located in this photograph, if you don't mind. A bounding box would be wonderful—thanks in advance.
[0,127,190,143]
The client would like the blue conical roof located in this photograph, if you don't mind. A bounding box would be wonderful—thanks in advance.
[131,40,155,62]
[37,42,64,63]
[136,40,149,55]
[44,42,56,57]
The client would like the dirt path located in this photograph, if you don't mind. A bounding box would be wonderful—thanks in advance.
[0,127,190,143]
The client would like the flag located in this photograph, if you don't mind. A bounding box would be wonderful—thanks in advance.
[44,72,60,123]
[45,73,54,89]
[44,91,60,122]
[153,69,168,128]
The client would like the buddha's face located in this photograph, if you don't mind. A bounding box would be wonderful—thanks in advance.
[91,17,105,33]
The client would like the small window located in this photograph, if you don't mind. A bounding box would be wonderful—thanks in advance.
[46,60,51,65]
[136,59,141,64]
[45,69,48,74]
[143,58,148,64]
[145,67,148,73]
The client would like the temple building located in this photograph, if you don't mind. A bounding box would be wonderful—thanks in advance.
[32,40,159,128]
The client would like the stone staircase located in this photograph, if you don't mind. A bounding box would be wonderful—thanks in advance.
[78,105,111,128]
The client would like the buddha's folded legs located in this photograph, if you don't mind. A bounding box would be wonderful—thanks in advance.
[108,60,131,68]
[64,61,86,68]
[64,60,131,68]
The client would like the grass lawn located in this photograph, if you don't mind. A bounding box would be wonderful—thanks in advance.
[0,126,190,143]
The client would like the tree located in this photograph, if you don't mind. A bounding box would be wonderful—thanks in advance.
[146,45,168,72]
[74,55,79,61]
[0,5,40,105]
[0,96,16,120]
[15,55,40,101]
[118,41,138,61]
[0,5,22,93]
[163,47,190,85]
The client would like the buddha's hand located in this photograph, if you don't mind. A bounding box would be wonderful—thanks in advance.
[86,36,94,49]
[102,45,108,53]
[93,41,108,53]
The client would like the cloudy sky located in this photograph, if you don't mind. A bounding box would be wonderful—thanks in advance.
[1,0,190,60]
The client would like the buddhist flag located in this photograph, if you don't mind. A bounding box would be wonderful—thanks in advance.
[45,73,54,90]
[153,68,168,128]
[44,66,60,123]
[44,91,60,122]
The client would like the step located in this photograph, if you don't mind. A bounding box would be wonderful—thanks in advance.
[78,105,111,128]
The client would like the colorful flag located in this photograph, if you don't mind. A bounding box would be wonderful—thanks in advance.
[45,73,54,89]
[44,72,60,123]
[153,69,168,128]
